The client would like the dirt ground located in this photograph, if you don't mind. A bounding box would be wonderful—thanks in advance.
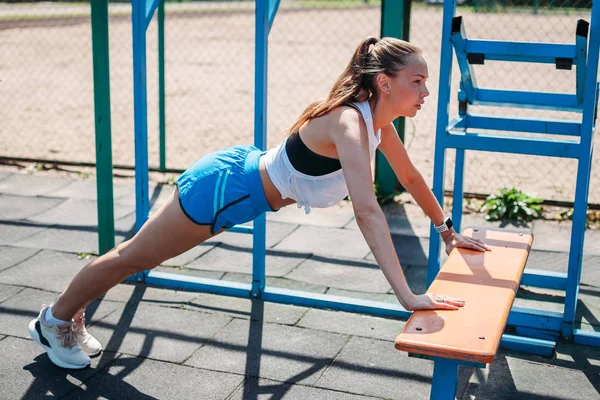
[0,3,598,204]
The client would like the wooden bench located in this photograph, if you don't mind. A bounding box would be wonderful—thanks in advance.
[395,227,533,400]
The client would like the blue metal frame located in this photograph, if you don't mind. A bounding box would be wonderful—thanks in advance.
[429,0,600,348]
[127,2,600,372]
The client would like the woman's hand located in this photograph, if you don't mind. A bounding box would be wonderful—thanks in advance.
[444,232,491,255]
[405,293,465,311]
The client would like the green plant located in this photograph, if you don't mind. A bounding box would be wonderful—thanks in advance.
[480,188,543,222]
[374,182,398,205]
[77,252,92,260]
[558,208,600,229]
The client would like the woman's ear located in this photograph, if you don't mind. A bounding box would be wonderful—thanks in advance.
[375,73,389,94]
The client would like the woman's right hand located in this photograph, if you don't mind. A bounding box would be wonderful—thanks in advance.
[405,293,465,311]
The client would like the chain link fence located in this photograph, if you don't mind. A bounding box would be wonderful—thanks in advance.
[0,0,598,204]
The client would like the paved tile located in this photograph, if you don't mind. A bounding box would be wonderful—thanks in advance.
[274,225,371,259]
[325,288,399,304]
[90,302,232,363]
[285,256,391,293]
[0,246,39,273]
[228,377,381,399]
[187,245,309,277]
[153,265,225,280]
[46,179,135,201]
[115,182,177,208]
[62,354,244,400]
[402,265,430,295]
[466,353,600,400]
[0,171,12,182]
[223,272,330,294]
[267,202,354,228]
[187,294,307,325]
[297,308,404,341]
[314,336,427,399]
[28,198,135,227]
[0,250,92,293]
[0,287,121,339]
[12,214,135,254]
[0,194,65,221]
[0,283,23,304]
[0,336,116,400]
[315,336,472,400]
[185,319,349,385]
[205,220,300,249]
[366,235,430,267]
[0,173,74,197]
[0,221,48,246]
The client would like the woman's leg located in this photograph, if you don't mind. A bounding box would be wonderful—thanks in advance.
[51,189,220,321]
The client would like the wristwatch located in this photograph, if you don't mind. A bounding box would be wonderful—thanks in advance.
[434,217,453,233]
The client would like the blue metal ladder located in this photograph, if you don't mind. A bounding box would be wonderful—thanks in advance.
[428,0,600,347]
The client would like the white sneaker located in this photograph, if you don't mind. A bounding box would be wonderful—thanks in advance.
[28,305,91,369]
[72,310,102,356]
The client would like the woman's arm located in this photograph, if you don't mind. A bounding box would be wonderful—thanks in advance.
[330,109,463,311]
[378,123,490,254]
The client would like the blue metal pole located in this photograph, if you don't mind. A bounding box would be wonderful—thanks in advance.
[427,0,456,286]
[252,0,270,298]
[452,150,465,233]
[430,359,459,400]
[132,0,150,234]
[563,2,600,339]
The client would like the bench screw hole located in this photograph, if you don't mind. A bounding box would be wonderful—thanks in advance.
[519,234,523,236]
[479,336,485,340]
[416,327,423,331]
[474,229,479,232]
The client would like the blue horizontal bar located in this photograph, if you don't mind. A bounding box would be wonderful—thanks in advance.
[466,114,581,136]
[228,225,253,234]
[466,40,576,64]
[514,326,560,341]
[145,271,252,298]
[521,269,568,290]
[262,286,412,319]
[574,329,600,346]
[500,334,555,357]
[508,306,563,332]
[445,132,581,158]
[474,89,581,112]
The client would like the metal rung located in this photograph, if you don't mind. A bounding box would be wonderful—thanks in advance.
[474,89,581,112]
[521,269,568,290]
[464,40,576,64]
[500,334,556,356]
[465,114,581,136]
[445,132,581,158]
[574,329,600,346]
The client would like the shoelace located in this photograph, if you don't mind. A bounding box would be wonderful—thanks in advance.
[72,311,88,337]
[56,324,77,348]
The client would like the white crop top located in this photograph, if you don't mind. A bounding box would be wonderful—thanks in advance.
[263,101,382,214]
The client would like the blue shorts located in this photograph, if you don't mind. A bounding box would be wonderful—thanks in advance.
[177,145,274,234]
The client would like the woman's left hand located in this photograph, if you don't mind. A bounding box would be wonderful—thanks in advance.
[444,233,491,255]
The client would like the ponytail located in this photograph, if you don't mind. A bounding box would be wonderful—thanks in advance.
[287,36,421,135]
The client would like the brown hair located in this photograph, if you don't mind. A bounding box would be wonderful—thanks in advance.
[288,36,422,134]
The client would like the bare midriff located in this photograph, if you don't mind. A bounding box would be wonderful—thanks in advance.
[259,155,296,211]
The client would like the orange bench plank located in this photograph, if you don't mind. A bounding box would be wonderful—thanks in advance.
[395,227,533,364]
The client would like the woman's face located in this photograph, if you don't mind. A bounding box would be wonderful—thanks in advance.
[385,54,430,117]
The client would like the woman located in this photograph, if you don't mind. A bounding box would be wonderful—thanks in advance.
[29,36,489,369]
